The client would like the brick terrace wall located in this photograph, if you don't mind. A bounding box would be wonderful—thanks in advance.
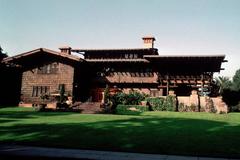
[177,96,228,113]
[21,62,74,103]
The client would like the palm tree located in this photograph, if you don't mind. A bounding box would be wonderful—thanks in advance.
[214,76,232,95]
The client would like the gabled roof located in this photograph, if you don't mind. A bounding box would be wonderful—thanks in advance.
[3,48,83,63]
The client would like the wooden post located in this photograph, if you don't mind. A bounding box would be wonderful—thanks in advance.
[201,74,204,96]
[166,74,169,95]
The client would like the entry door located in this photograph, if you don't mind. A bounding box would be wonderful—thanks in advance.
[91,88,103,102]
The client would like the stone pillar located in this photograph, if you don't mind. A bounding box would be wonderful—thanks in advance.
[101,92,104,104]
[168,90,177,111]
[189,90,200,111]
[168,90,176,96]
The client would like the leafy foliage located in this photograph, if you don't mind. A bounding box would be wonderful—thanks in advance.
[164,95,176,111]
[146,96,176,111]
[110,91,145,108]
[126,91,145,105]
[222,89,240,111]
[146,97,165,111]
[214,76,232,95]
[232,69,240,91]
[0,46,8,60]
[215,69,240,111]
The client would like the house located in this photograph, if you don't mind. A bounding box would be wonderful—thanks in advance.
[2,37,226,107]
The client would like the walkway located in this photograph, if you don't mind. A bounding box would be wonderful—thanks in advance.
[0,144,237,160]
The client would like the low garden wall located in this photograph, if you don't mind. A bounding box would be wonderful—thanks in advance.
[177,96,228,113]
[112,90,229,114]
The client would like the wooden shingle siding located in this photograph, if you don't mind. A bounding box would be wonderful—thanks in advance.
[21,62,74,103]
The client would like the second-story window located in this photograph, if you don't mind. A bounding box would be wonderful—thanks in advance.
[133,54,138,59]
[32,86,50,97]
[37,63,59,74]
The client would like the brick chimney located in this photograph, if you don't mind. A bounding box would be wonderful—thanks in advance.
[142,36,156,48]
[59,46,72,55]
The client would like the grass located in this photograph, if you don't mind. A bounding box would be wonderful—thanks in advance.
[1,107,240,158]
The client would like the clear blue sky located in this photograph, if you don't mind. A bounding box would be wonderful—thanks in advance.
[1,0,240,78]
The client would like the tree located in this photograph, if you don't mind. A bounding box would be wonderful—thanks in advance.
[214,76,232,95]
[0,46,8,61]
[232,69,240,91]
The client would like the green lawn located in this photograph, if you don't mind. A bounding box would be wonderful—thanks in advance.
[1,107,240,158]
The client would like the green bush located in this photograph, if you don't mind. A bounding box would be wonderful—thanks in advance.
[164,95,176,111]
[125,91,145,105]
[110,91,146,109]
[146,97,165,111]
[110,92,126,108]
[116,105,148,115]
[231,102,240,112]
[146,96,176,111]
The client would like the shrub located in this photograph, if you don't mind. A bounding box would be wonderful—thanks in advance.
[222,89,240,112]
[146,97,165,111]
[231,102,240,112]
[116,105,148,115]
[125,91,145,105]
[178,103,186,112]
[110,91,146,110]
[164,95,177,111]
[178,103,197,112]
[110,92,127,107]
[189,104,197,112]
[146,96,176,111]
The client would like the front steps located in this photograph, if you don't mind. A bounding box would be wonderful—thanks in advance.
[72,102,102,114]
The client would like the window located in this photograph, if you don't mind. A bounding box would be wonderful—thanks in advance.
[133,54,138,59]
[32,86,50,97]
[37,63,59,74]
[129,54,133,59]
[124,53,138,59]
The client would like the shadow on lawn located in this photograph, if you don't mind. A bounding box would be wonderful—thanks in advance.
[1,114,240,159]
[0,109,80,119]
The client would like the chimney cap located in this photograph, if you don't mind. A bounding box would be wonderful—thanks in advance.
[142,36,156,41]
[59,46,72,50]
[59,46,72,55]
